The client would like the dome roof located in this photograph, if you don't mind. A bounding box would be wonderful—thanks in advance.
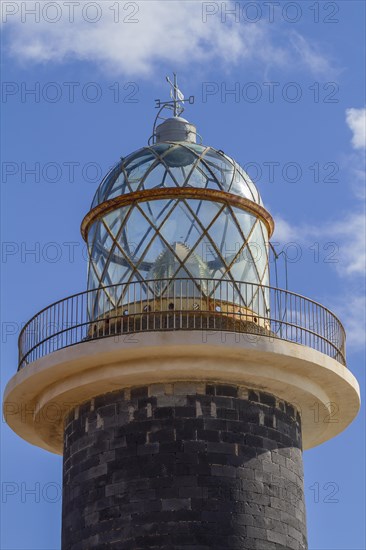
[91,142,263,209]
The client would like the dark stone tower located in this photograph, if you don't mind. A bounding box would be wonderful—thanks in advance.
[4,80,360,550]
[62,385,306,550]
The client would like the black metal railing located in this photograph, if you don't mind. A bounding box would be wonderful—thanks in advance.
[18,278,346,369]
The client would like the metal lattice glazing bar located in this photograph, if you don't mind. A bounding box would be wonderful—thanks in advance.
[85,197,272,317]
[89,143,264,209]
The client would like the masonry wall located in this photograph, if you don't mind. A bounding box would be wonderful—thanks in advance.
[62,383,307,550]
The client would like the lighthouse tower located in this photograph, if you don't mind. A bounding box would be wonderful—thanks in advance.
[4,77,360,550]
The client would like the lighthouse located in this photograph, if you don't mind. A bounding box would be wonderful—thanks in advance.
[4,76,360,550]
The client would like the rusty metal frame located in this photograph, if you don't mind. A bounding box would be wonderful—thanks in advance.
[81,188,274,241]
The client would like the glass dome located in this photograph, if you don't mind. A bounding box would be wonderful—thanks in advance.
[86,141,271,322]
[91,142,263,208]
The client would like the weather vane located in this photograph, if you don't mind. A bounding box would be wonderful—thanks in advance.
[155,73,194,117]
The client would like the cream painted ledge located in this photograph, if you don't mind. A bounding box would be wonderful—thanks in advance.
[3,331,360,455]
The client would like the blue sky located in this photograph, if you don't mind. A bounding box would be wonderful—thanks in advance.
[1,1,365,549]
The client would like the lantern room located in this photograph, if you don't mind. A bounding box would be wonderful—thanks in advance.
[81,116,274,331]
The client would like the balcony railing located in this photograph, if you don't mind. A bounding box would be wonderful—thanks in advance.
[18,278,346,370]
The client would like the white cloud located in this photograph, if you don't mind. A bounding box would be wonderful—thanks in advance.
[330,292,366,349]
[341,151,366,200]
[274,106,366,279]
[346,108,366,150]
[272,216,299,242]
[289,31,338,78]
[273,108,366,351]
[1,1,335,77]
[326,213,365,277]
[274,212,365,278]
[273,211,365,351]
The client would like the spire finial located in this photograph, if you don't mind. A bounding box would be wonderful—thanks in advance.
[166,73,183,117]
[155,73,194,118]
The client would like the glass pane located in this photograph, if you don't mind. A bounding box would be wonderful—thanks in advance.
[230,171,254,202]
[201,150,234,191]
[230,243,259,287]
[151,143,172,157]
[162,145,198,170]
[91,164,120,208]
[159,205,201,252]
[129,162,157,189]
[87,266,99,291]
[183,143,206,155]
[208,206,243,262]
[231,163,261,203]
[107,244,132,282]
[141,163,168,189]
[185,199,222,229]
[107,172,131,197]
[138,199,177,227]
[262,264,269,287]
[186,163,210,188]
[103,206,131,238]
[166,165,189,186]
[87,222,97,255]
[120,206,157,262]
[247,222,268,281]
[140,233,168,266]
[124,148,155,171]
[230,207,256,240]
[194,235,224,276]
